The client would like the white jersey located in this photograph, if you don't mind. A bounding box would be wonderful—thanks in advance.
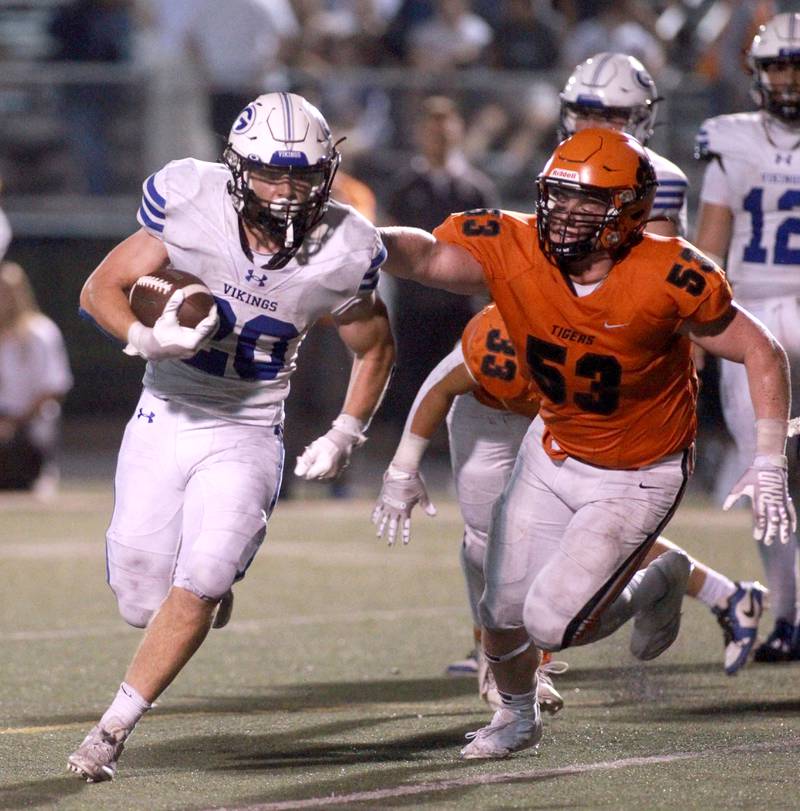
[0,313,72,417]
[136,158,386,425]
[646,146,688,236]
[696,111,800,302]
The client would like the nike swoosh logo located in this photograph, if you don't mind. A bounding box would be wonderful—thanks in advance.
[604,321,630,329]
[742,593,756,619]
[638,483,661,490]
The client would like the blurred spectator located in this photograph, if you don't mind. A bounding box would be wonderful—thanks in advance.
[0,263,72,496]
[694,0,775,115]
[384,95,497,423]
[407,0,494,70]
[48,0,134,195]
[169,0,299,143]
[561,0,666,75]
[488,1,564,70]
[381,0,435,63]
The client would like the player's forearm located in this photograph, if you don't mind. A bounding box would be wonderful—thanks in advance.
[378,226,436,281]
[743,338,791,427]
[80,275,137,343]
[340,338,395,425]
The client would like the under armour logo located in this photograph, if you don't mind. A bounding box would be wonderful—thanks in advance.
[776,153,793,165]
[137,408,155,423]
[246,269,268,287]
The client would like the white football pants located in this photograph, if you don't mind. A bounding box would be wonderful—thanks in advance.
[446,393,531,626]
[480,418,689,650]
[106,388,284,627]
[717,296,800,624]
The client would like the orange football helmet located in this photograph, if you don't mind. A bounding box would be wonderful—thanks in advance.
[536,128,657,266]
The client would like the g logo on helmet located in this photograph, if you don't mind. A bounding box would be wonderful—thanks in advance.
[233,104,257,135]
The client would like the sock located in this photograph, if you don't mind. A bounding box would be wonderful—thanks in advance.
[696,570,736,609]
[99,682,152,732]
[498,688,537,716]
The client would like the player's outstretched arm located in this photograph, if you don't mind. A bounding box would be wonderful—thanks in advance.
[294,294,395,481]
[378,226,487,295]
[373,346,477,546]
[685,305,795,545]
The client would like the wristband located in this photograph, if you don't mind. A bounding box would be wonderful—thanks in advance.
[331,413,367,446]
[755,418,788,456]
[392,432,430,472]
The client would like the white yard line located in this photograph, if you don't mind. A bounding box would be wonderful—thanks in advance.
[207,738,800,811]
[0,605,464,642]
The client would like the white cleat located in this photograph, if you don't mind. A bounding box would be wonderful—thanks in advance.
[537,660,568,715]
[67,720,129,783]
[630,550,691,661]
[461,705,543,759]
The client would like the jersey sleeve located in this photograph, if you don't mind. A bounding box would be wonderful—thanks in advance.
[664,242,733,325]
[698,155,731,208]
[433,209,514,283]
[356,234,387,296]
[652,163,688,236]
[135,159,203,242]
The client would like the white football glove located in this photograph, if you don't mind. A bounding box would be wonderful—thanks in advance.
[723,454,797,546]
[124,289,218,361]
[294,414,366,481]
[372,463,437,546]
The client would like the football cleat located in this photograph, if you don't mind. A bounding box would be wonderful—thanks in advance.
[753,618,798,663]
[460,705,543,759]
[67,720,129,782]
[713,581,767,675]
[537,659,569,715]
[630,550,691,660]
[445,648,479,678]
[212,589,234,630]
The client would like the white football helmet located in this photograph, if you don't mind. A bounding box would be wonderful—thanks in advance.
[747,13,800,124]
[559,52,658,144]
[223,92,341,268]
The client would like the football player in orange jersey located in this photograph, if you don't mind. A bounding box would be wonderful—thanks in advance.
[372,302,771,717]
[377,128,793,759]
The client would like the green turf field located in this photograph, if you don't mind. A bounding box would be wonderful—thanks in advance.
[2,486,799,810]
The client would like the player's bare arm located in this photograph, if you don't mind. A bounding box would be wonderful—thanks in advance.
[80,228,170,342]
[694,201,733,268]
[378,226,487,295]
[683,304,790,421]
[334,293,395,423]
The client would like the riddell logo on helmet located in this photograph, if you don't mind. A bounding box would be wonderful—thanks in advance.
[550,168,580,181]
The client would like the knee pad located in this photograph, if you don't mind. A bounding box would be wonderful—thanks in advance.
[106,536,174,629]
[183,553,239,602]
[523,591,567,652]
[116,601,156,629]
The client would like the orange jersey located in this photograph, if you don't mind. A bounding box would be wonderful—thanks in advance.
[434,209,733,469]
[461,303,541,419]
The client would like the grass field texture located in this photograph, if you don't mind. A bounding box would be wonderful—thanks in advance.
[2,487,799,810]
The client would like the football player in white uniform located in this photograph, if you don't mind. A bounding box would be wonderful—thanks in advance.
[559,52,688,237]
[67,92,394,782]
[695,13,800,663]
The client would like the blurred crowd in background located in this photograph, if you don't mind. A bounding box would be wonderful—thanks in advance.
[0,0,796,495]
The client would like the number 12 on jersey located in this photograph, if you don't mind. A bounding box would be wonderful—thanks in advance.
[742,187,800,265]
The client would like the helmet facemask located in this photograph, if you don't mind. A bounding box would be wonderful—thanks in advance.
[224,145,340,269]
[536,177,652,268]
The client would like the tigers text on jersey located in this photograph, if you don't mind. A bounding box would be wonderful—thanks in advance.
[647,147,688,236]
[434,209,733,469]
[136,158,386,424]
[460,303,541,419]
[697,111,800,301]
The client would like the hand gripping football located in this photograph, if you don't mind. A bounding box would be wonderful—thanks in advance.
[128,267,214,328]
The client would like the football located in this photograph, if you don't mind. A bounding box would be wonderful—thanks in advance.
[128,267,215,329]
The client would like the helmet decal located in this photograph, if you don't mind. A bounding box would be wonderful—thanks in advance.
[233,104,257,135]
